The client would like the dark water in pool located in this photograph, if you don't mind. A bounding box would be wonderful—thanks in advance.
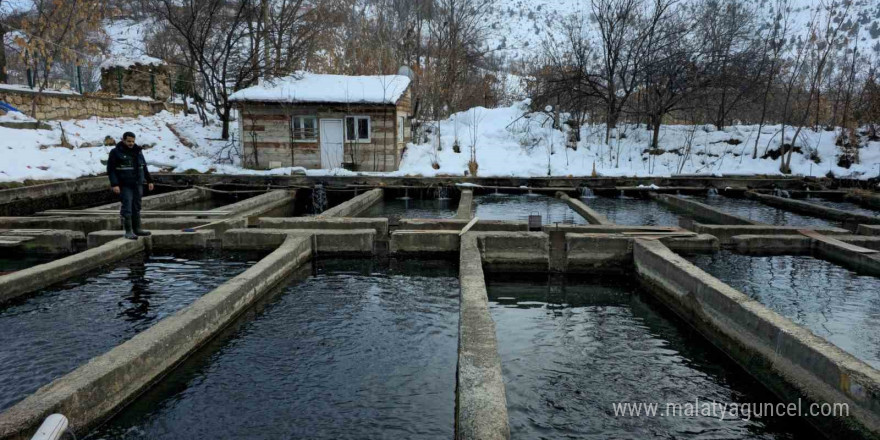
[698,196,835,227]
[0,254,60,275]
[0,251,260,411]
[361,198,456,219]
[487,275,818,439]
[582,196,681,226]
[88,259,459,440]
[687,251,880,369]
[475,194,588,224]
[804,198,880,218]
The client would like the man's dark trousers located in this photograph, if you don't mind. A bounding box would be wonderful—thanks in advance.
[120,185,143,218]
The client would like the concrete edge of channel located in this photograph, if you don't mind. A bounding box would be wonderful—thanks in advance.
[555,191,613,225]
[0,234,314,439]
[633,238,880,439]
[0,237,146,304]
[456,233,510,440]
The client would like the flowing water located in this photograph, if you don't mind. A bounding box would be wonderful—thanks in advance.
[474,194,588,224]
[88,259,459,440]
[687,251,880,369]
[488,274,819,439]
[361,198,457,219]
[0,251,261,411]
[698,196,836,227]
[584,197,681,226]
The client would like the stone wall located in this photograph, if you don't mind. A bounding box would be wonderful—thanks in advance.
[0,87,184,121]
[100,64,172,101]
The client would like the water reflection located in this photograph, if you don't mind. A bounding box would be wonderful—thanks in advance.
[0,251,259,411]
[487,274,819,439]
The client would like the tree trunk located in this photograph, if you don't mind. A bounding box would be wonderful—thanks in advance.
[0,24,7,84]
[221,104,232,140]
[651,114,661,149]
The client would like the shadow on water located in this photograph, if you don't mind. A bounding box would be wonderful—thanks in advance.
[486,273,820,439]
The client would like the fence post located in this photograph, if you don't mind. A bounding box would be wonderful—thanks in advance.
[76,65,83,94]
[116,67,123,97]
[25,49,33,89]
[150,71,156,100]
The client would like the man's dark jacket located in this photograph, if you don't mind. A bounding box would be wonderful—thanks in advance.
[107,142,152,187]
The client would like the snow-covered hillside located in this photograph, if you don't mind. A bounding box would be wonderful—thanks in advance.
[397,101,880,178]
[1,100,877,182]
[486,0,880,62]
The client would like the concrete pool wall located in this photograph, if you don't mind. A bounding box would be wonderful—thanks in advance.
[2,176,880,439]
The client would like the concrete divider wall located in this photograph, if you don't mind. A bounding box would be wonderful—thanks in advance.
[0,237,146,304]
[566,234,632,270]
[475,232,549,272]
[89,188,206,211]
[556,192,613,225]
[0,235,313,439]
[541,224,682,234]
[390,230,461,254]
[565,233,718,272]
[0,178,115,216]
[633,239,880,439]
[456,189,474,220]
[812,239,880,277]
[0,217,213,234]
[319,188,383,218]
[749,192,880,229]
[1,229,83,254]
[259,217,389,238]
[653,194,761,225]
[692,223,850,245]
[859,225,880,236]
[0,177,106,206]
[209,190,293,216]
[457,234,510,440]
[731,235,813,254]
[87,230,214,250]
[222,228,374,254]
[399,219,528,232]
[846,192,880,210]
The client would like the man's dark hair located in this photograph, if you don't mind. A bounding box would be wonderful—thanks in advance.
[123,132,136,140]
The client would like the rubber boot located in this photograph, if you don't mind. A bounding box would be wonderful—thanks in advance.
[123,216,137,240]
[132,215,152,237]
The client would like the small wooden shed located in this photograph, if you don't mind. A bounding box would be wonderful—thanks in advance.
[230,72,413,171]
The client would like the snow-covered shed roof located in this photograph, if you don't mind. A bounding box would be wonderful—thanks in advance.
[229,72,411,105]
[100,55,166,70]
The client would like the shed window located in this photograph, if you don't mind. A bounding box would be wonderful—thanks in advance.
[345,116,370,142]
[291,116,317,141]
[398,116,405,141]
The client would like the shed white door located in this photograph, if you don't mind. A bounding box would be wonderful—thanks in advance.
[319,119,344,169]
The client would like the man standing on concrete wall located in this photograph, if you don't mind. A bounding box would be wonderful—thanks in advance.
[107,131,153,239]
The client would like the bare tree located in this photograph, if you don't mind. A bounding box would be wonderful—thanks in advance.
[752,0,792,159]
[781,0,852,173]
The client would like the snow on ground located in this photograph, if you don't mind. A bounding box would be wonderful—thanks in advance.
[0,108,229,182]
[397,100,880,179]
[104,19,151,59]
[1,100,877,183]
